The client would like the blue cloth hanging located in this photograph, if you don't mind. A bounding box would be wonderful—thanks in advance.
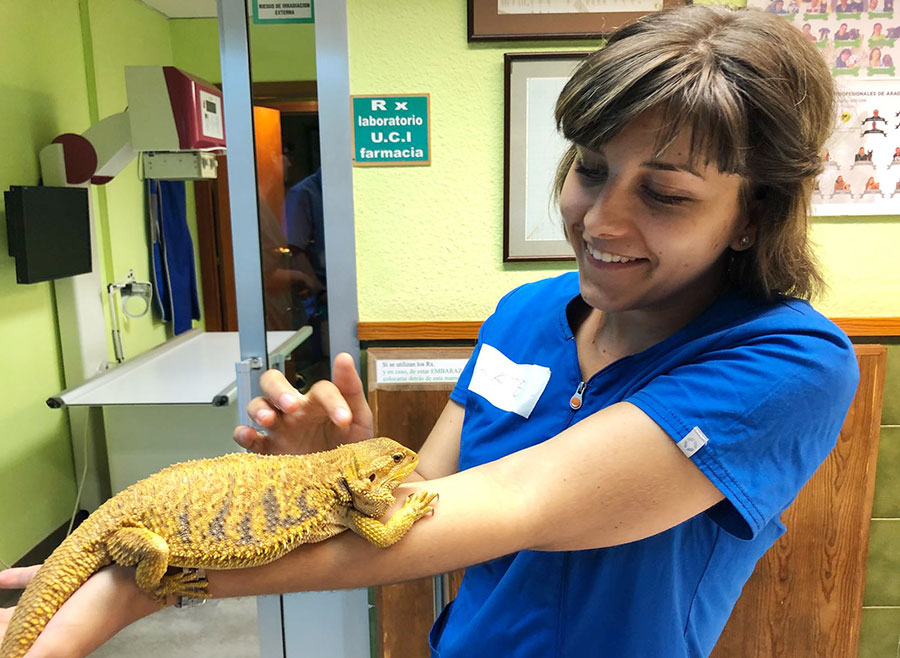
[148,179,200,335]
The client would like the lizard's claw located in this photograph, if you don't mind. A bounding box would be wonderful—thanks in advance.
[152,568,211,603]
[405,490,438,518]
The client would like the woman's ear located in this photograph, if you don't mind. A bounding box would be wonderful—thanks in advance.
[731,187,762,251]
[730,223,758,251]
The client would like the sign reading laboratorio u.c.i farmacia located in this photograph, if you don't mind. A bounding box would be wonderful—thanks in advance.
[351,95,431,166]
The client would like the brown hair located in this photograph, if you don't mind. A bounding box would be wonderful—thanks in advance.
[553,5,834,300]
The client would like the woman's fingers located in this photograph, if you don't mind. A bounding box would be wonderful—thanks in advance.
[232,425,266,451]
[0,565,39,589]
[304,379,353,426]
[259,369,304,414]
[247,396,281,427]
[332,353,373,429]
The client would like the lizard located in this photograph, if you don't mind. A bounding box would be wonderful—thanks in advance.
[1,437,436,658]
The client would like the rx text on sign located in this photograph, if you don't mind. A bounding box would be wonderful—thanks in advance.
[351,95,431,166]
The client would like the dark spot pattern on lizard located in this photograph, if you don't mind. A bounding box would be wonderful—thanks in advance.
[209,474,235,542]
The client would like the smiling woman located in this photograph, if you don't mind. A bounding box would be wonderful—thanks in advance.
[558,115,749,327]
[554,7,834,303]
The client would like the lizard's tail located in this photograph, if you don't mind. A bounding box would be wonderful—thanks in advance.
[0,526,109,658]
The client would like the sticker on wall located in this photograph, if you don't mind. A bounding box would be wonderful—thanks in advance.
[351,94,431,167]
[252,0,314,24]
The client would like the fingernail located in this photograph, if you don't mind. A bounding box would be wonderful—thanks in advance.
[257,409,275,424]
[332,407,351,424]
[280,393,300,410]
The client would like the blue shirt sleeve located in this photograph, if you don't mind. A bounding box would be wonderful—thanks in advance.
[627,315,859,540]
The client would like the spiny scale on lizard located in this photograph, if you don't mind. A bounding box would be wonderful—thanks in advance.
[0,437,436,658]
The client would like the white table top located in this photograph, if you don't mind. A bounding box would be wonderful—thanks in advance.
[50,328,311,407]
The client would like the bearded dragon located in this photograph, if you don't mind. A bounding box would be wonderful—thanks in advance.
[1,437,435,658]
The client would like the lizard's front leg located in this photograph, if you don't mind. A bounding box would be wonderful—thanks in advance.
[107,527,209,605]
[348,491,437,548]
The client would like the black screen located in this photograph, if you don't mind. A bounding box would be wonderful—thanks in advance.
[5,186,92,284]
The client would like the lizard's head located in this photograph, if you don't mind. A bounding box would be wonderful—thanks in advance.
[344,437,418,516]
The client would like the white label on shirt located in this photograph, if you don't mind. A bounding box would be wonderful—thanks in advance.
[468,344,551,418]
[677,426,709,458]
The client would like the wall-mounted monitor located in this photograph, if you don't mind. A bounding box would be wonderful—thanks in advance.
[5,186,91,284]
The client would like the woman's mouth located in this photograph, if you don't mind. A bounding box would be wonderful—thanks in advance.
[583,242,644,266]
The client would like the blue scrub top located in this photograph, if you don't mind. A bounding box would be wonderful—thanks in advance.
[430,272,858,658]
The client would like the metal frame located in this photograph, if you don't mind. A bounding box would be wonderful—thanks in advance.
[217,1,367,656]
[217,0,268,423]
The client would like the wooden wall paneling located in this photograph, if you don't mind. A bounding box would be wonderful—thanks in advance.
[367,347,473,658]
[711,344,887,658]
[357,319,900,341]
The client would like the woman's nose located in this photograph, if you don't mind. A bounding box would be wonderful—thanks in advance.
[581,184,631,239]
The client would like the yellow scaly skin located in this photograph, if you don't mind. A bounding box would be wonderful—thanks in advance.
[0,437,436,658]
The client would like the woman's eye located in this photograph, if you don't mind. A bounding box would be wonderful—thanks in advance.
[574,164,607,182]
[642,185,690,206]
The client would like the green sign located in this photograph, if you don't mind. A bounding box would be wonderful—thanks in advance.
[352,95,430,166]
[252,1,314,24]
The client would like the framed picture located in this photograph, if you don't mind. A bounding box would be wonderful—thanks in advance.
[469,0,667,41]
[504,52,587,261]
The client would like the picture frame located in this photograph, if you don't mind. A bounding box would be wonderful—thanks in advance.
[504,52,587,262]
[468,0,668,41]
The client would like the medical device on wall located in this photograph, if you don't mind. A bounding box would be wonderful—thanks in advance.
[39,66,226,188]
[4,186,91,284]
[108,269,153,363]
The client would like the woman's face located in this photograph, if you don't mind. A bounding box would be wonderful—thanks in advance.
[559,111,749,316]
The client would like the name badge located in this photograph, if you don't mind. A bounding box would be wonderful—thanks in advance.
[468,344,551,418]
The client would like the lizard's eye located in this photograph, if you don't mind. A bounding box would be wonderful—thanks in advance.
[369,473,377,482]
[392,453,403,463]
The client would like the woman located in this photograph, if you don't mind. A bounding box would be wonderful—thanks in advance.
[869,46,883,66]
[0,6,858,658]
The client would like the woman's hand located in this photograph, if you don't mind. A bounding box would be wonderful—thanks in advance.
[233,352,374,455]
[0,565,158,658]
[0,565,38,642]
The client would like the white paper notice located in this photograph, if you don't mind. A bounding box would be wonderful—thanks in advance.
[376,359,468,384]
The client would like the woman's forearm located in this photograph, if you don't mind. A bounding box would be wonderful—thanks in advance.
[206,465,530,599]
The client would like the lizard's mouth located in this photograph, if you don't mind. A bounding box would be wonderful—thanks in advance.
[388,456,418,487]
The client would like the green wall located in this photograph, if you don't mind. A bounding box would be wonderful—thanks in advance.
[0,0,86,564]
[170,18,317,82]
[0,0,207,565]
[347,0,900,322]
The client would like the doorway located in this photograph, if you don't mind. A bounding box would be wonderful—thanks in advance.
[193,82,327,391]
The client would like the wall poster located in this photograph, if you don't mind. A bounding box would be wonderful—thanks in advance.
[751,0,900,215]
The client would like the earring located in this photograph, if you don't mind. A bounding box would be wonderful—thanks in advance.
[739,236,751,247]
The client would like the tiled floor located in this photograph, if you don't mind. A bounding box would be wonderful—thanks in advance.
[88,597,260,658]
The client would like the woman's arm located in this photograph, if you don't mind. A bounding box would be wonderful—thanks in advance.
[211,399,723,597]
[2,401,722,656]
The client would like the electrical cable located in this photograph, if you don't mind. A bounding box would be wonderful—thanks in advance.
[0,415,89,570]
[66,410,92,538]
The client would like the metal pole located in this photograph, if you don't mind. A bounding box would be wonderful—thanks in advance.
[217,2,281,657]
[275,3,372,658]
[217,0,268,427]
[316,0,360,369]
